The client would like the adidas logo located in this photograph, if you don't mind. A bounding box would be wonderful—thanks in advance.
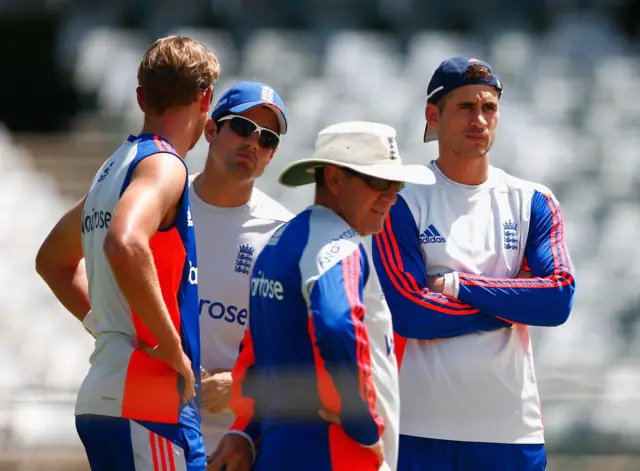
[419,224,446,244]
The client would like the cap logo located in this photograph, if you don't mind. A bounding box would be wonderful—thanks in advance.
[261,85,275,103]
[468,58,482,63]
[388,137,398,160]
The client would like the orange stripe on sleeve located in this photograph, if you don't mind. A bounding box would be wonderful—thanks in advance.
[342,252,383,437]
[229,329,257,431]
[459,194,574,290]
[375,219,478,315]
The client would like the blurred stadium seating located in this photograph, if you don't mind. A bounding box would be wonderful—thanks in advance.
[1,2,639,469]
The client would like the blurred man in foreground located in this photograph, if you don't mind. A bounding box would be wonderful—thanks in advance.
[208,121,435,471]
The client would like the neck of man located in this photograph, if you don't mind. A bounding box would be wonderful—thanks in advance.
[193,160,254,208]
[315,190,348,224]
[140,109,196,158]
[435,148,490,186]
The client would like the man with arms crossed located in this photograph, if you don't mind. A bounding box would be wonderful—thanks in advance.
[189,81,293,452]
[35,35,219,470]
[373,56,576,471]
[208,121,436,471]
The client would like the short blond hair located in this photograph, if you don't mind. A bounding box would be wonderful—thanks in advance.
[137,35,220,114]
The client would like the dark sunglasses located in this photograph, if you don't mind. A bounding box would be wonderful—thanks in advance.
[217,115,280,150]
[342,167,405,192]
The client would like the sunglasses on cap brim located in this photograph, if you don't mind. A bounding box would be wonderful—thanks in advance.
[341,167,405,192]
[217,115,280,150]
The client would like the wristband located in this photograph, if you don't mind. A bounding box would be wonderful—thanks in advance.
[443,272,460,298]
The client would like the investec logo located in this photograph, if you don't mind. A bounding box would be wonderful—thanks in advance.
[82,207,112,234]
[419,224,446,244]
[320,228,358,267]
[251,270,284,301]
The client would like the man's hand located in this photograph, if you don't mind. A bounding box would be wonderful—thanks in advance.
[206,433,253,471]
[428,269,531,293]
[369,440,385,470]
[134,338,195,405]
[318,408,341,425]
[427,275,445,293]
[202,369,232,414]
[318,409,385,469]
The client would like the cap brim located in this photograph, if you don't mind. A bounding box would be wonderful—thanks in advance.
[279,158,436,188]
[229,101,288,135]
[423,124,438,143]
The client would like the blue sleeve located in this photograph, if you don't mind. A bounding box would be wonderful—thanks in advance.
[308,247,384,447]
[457,190,576,326]
[372,196,511,340]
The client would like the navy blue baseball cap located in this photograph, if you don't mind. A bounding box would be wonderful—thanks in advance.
[424,56,503,142]
[210,81,287,135]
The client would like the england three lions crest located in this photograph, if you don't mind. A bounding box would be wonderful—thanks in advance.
[503,220,519,250]
[234,244,255,275]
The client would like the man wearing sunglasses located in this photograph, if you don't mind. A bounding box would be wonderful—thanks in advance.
[188,81,294,457]
[207,121,435,471]
[372,57,576,471]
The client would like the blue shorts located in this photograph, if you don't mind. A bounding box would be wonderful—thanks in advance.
[397,435,547,471]
[76,414,206,471]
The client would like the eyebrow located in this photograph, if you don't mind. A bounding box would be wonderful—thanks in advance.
[456,100,498,107]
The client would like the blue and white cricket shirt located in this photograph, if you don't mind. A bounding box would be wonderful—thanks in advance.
[373,160,576,444]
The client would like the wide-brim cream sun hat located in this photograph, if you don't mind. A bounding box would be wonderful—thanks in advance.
[278,121,436,187]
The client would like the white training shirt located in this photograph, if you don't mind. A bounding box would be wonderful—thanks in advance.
[373,160,575,444]
[188,175,293,451]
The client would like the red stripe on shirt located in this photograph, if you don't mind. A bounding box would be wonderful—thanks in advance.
[342,251,383,437]
[165,438,176,471]
[459,194,573,289]
[393,333,408,371]
[122,228,184,422]
[229,329,257,432]
[309,315,342,414]
[149,431,160,471]
[375,216,479,315]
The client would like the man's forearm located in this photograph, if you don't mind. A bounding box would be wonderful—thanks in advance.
[37,260,91,322]
[205,367,232,376]
[430,271,575,327]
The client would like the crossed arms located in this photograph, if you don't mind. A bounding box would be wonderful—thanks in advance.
[372,190,576,341]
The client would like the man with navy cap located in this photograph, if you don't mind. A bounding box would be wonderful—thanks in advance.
[372,57,576,470]
[188,81,294,455]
